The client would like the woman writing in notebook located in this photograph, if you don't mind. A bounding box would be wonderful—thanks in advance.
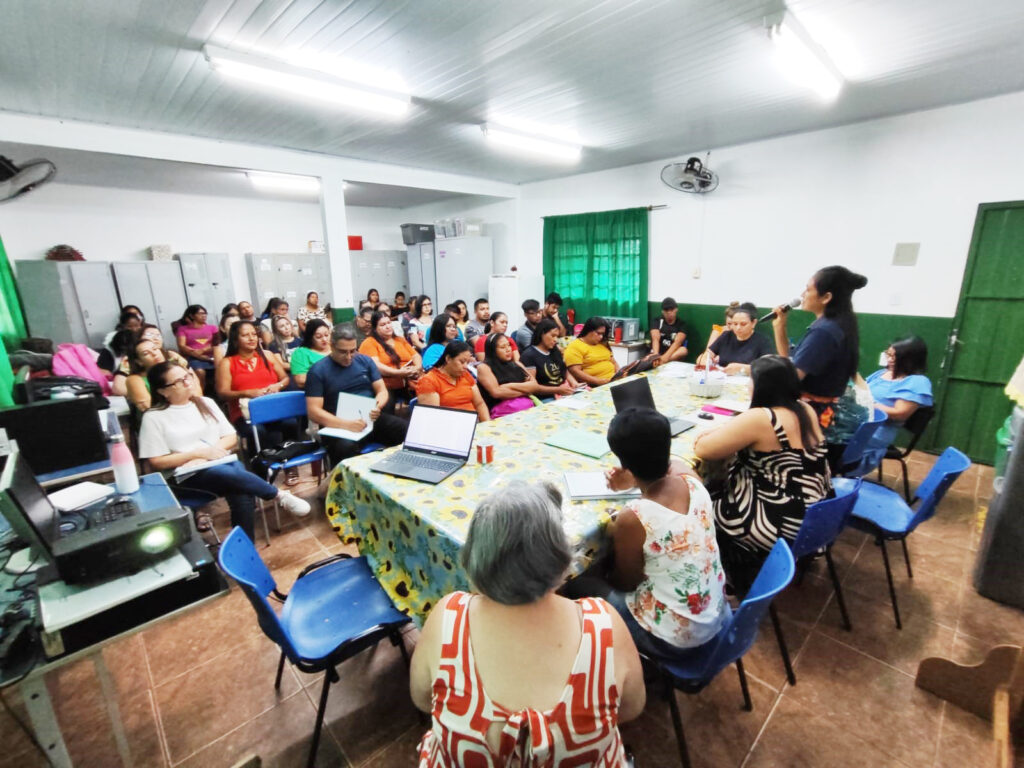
[137,362,309,540]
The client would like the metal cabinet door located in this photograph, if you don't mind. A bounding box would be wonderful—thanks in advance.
[312,253,333,308]
[202,253,234,314]
[147,262,188,342]
[419,243,437,303]
[177,253,209,309]
[69,263,121,347]
[111,263,157,322]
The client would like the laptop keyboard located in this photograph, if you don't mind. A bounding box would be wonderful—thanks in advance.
[392,453,458,472]
[97,498,140,523]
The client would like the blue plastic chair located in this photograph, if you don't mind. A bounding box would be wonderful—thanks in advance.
[218,527,411,768]
[648,539,796,768]
[876,405,936,502]
[838,409,890,478]
[834,446,971,629]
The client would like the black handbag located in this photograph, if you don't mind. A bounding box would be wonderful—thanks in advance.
[251,440,319,476]
[17,375,108,408]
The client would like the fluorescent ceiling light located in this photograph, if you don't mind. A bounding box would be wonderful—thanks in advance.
[481,124,582,162]
[247,171,321,194]
[203,44,410,117]
[766,10,844,100]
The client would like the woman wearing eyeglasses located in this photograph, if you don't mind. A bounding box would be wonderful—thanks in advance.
[138,362,310,539]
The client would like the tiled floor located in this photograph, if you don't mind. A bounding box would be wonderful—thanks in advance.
[1,453,1020,767]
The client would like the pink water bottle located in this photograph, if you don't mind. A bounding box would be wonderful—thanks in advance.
[109,434,140,494]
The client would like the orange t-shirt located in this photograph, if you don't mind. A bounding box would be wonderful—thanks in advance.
[359,336,417,389]
[415,368,477,412]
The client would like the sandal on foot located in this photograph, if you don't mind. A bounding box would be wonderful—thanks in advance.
[193,509,214,532]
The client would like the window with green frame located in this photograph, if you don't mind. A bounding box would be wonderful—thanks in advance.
[542,207,648,327]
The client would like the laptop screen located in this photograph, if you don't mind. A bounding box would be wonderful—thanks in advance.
[0,397,108,475]
[610,377,657,413]
[0,452,58,554]
[403,404,478,459]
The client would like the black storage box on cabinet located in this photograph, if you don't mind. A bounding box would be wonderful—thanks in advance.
[400,223,435,245]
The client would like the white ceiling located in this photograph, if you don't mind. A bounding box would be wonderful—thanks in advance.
[2,0,1024,186]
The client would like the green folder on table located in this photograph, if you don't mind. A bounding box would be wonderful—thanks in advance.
[544,429,610,459]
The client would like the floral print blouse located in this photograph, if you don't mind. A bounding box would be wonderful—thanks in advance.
[623,476,729,649]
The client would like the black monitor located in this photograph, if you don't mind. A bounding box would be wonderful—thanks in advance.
[0,452,58,568]
[0,397,108,476]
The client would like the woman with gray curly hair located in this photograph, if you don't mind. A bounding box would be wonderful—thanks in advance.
[411,482,645,767]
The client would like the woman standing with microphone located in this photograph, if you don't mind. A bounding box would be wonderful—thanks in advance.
[771,265,868,468]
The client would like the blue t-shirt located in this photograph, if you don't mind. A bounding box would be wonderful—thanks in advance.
[866,370,933,409]
[305,353,380,415]
[791,317,850,398]
[422,343,445,372]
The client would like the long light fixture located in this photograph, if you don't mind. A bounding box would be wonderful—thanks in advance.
[246,171,321,194]
[481,124,582,162]
[203,45,410,117]
[765,10,844,100]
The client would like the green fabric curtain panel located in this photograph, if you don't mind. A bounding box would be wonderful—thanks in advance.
[0,236,27,406]
[542,207,649,326]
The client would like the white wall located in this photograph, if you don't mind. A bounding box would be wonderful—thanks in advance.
[344,206,406,251]
[517,89,1024,318]
[398,196,520,273]
[0,182,324,302]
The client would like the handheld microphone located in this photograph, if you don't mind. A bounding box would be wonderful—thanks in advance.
[758,298,801,324]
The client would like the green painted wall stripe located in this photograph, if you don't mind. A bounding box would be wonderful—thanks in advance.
[333,307,355,323]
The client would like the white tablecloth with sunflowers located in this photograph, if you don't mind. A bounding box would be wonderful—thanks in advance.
[325,364,750,625]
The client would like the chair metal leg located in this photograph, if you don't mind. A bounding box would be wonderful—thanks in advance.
[664,680,692,768]
[877,538,902,629]
[274,650,286,689]
[877,461,884,484]
[392,629,411,667]
[735,657,753,711]
[259,499,271,547]
[899,458,911,503]
[769,604,796,686]
[308,667,338,768]
[824,548,852,631]
[900,537,913,579]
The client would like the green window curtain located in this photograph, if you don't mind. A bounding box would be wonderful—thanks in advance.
[0,236,27,406]
[542,207,648,327]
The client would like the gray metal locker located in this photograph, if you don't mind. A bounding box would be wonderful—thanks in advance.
[148,262,189,342]
[16,261,121,347]
[350,250,408,307]
[407,243,437,303]
[177,253,234,316]
[112,263,158,323]
[433,237,493,309]
[246,253,334,316]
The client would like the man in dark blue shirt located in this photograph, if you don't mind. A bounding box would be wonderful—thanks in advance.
[306,326,407,464]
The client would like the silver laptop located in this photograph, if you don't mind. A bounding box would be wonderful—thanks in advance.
[610,377,697,436]
[370,404,479,484]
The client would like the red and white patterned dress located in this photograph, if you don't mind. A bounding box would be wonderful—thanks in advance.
[418,592,628,767]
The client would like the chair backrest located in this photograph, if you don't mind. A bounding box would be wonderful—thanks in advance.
[217,527,301,661]
[791,479,861,559]
[901,406,936,453]
[247,390,308,426]
[907,446,971,530]
[692,540,795,677]
[840,409,890,478]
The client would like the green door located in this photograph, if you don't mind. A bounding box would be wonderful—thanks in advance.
[933,201,1024,463]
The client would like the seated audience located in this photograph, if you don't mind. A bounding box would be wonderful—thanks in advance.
[411,482,645,764]
[421,314,460,371]
[138,362,309,541]
[543,291,569,336]
[176,304,217,389]
[865,336,933,423]
[367,288,380,307]
[564,317,618,386]
[359,311,422,402]
[476,333,540,418]
[220,302,240,319]
[650,297,688,363]
[353,304,374,347]
[473,311,520,362]
[215,320,289,430]
[453,299,469,334]
[305,326,408,465]
[376,301,392,318]
[513,299,542,349]
[258,298,291,344]
[600,407,729,658]
[97,328,134,378]
[519,318,578,396]
[125,335,192,414]
[464,298,489,343]
[694,355,831,590]
[296,291,327,333]
[237,300,257,322]
[443,304,467,341]
[409,295,434,350]
[290,319,332,389]
[103,307,144,351]
[213,310,241,365]
[268,315,301,370]
[707,302,772,374]
[698,302,740,364]
[415,341,489,422]
[393,291,407,314]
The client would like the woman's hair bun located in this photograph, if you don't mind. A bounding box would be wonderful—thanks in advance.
[851,272,868,290]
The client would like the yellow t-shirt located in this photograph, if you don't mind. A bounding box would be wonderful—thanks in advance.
[564,338,616,381]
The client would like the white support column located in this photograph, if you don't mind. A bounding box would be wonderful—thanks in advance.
[320,173,353,317]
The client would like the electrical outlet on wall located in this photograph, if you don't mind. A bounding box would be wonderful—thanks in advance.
[691,267,701,279]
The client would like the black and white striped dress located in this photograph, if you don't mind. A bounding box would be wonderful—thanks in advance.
[713,408,832,554]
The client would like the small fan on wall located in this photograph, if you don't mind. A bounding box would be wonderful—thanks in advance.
[661,155,718,194]
[0,155,57,203]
